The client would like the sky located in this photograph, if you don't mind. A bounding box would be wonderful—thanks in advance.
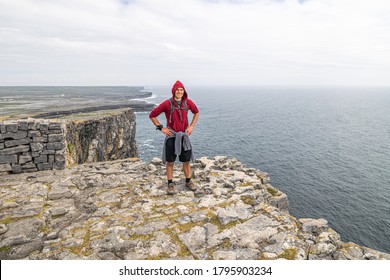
[0,0,390,87]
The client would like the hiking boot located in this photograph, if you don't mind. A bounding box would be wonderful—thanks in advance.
[186,180,197,191]
[167,182,175,195]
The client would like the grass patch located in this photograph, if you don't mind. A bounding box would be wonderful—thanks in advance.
[67,143,74,154]
[0,215,35,225]
[241,195,256,206]
[127,233,154,242]
[278,248,298,260]
[68,230,93,256]
[258,253,276,260]
[208,212,244,232]
[220,237,232,249]
[0,246,12,253]
[266,187,280,197]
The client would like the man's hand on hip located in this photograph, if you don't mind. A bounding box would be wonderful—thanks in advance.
[186,125,194,135]
[162,127,173,136]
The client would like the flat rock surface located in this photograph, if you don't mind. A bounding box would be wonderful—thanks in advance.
[0,156,389,260]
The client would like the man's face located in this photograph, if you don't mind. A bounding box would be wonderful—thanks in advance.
[174,87,185,101]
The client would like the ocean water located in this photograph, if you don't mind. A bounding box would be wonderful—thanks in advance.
[136,85,390,254]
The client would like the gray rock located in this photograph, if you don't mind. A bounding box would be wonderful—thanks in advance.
[47,142,65,150]
[39,123,49,131]
[0,145,30,155]
[34,155,48,164]
[300,218,328,235]
[217,208,239,225]
[178,226,207,258]
[133,220,171,235]
[21,161,37,171]
[0,131,27,140]
[48,187,73,200]
[333,244,364,260]
[48,123,62,130]
[28,130,41,138]
[18,121,29,131]
[48,134,63,142]
[30,142,44,152]
[11,164,22,174]
[151,157,162,165]
[0,163,12,172]
[49,208,69,217]
[41,150,56,155]
[213,250,237,260]
[6,123,19,133]
[92,207,114,218]
[19,155,32,164]
[5,240,44,260]
[0,224,8,234]
[1,218,46,247]
[189,210,209,223]
[0,155,17,164]
[5,138,31,148]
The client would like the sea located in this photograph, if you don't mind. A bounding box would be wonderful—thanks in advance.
[136,85,390,254]
[1,85,389,254]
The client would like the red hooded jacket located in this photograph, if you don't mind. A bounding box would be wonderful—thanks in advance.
[149,81,199,132]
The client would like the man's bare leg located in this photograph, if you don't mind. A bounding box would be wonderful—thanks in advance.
[166,162,174,181]
[182,161,191,179]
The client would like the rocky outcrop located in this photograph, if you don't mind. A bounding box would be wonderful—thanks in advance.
[0,156,388,260]
[65,109,137,166]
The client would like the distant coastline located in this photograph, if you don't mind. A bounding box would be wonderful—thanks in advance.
[0,86,154,121]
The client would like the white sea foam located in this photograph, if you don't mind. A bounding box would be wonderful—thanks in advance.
[131,93,158,103]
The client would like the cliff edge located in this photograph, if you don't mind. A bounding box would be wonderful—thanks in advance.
[0,156,389,260]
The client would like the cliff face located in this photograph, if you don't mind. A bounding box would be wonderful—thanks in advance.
[65,109,137,166]
[0,156,389,260]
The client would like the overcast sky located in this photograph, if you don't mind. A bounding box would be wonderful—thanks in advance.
[0,0,389,87]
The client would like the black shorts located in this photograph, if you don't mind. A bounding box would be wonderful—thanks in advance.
[165,137,192,163]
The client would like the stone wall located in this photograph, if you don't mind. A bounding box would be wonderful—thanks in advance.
[0,120,66,174]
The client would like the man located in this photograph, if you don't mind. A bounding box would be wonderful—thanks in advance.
[149,80,200,195]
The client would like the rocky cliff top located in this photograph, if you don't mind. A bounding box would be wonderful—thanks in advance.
[0,156,389,260]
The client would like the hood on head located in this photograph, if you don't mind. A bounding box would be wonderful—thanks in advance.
[171,80,188,99]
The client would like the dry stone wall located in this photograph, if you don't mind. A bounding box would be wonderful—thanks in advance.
[0,120,66,174]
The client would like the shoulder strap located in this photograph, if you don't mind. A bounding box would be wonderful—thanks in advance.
[169,98,174,124]
[168,98,188,124]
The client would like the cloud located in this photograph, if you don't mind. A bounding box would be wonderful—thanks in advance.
[0,0,389,86]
